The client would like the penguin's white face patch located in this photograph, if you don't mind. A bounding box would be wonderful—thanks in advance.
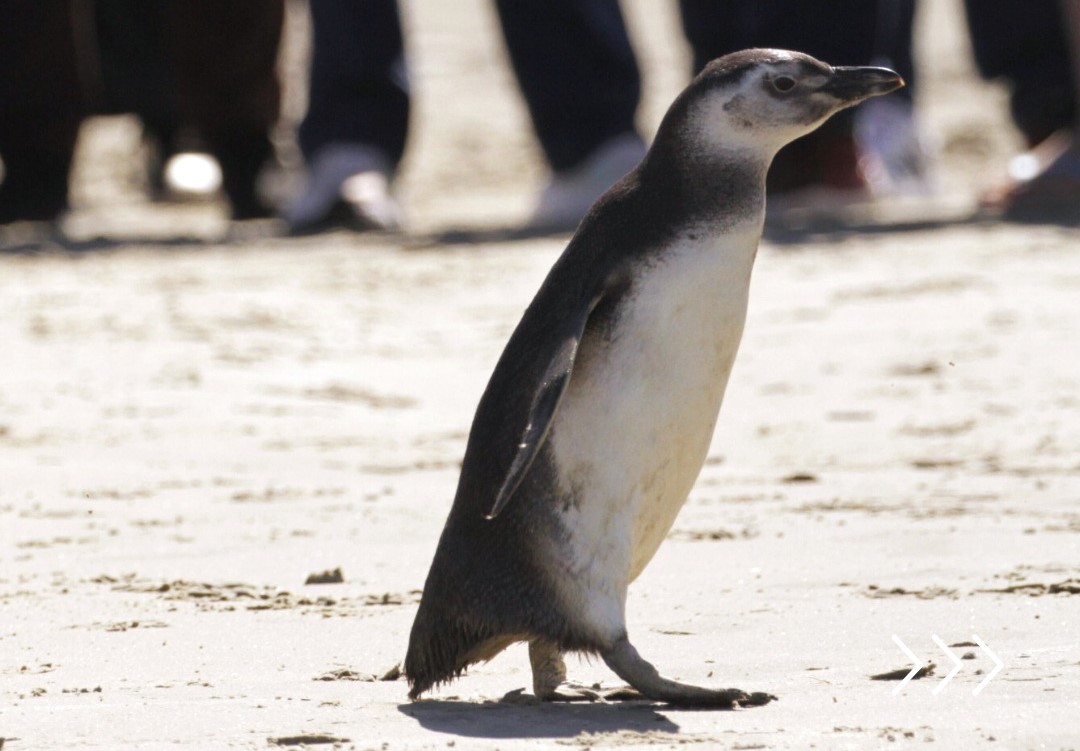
[686,58,850,156]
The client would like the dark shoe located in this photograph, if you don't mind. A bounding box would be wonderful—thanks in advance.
[0,152,70,224]
[212,132,275,220]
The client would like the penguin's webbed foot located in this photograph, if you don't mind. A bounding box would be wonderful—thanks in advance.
[737,691,778,707]
[601,636,777,709]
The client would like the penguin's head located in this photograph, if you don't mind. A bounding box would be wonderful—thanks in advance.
[671,48,904,157]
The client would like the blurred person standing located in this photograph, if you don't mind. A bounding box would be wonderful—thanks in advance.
[495,0,921,232]
[283,0,638,235]
[493,0,648,233]
[282,0,922,236]
[160,0,284,219]
[967,0,1080,221]
[0,0,284,225]
[282,0,408,234]
[0,1,84,223]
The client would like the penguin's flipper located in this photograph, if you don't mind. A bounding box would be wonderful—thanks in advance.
[484,294,602,520]
[484,334,582,520]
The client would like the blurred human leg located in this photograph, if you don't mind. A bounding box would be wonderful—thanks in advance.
[494,0,646,232]
[285,0,407,232]
[966,0,1080,221]
[0,0,83,223]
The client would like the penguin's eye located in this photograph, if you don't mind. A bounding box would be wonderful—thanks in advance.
[772,76,797,93]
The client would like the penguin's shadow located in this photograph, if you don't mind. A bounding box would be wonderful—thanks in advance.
[398,698,680,739]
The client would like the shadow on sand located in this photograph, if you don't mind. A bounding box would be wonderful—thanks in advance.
[762,206,993,245]
[0,219,566,254]
[0,234,215,254]
[412,205,996,249]
[404,223,572,249]
[399,697,680,740]
[0,218,287,254]
[8,204,1053,254]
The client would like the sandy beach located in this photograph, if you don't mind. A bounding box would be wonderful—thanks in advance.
[2,1,1078,749]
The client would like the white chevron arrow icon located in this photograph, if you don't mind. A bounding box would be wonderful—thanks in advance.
[932,635,962,695]
[972,634,1004,695]
[891,634,925,695]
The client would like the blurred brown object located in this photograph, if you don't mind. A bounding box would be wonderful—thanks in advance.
[162,0,283,217]
[0,0,283,223]
[0,0,84,222]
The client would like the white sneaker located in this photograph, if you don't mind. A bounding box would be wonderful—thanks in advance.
[283,143,401,233]
[854,94,934,197]
[526,133,647,233]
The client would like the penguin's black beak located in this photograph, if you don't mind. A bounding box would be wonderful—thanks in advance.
[821,66,905,102]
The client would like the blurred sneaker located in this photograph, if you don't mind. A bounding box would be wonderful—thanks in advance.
[854,94,934,197]
[283,143,401,234]
[0,149,70,224]
[526,133,647,233]
[164,152,222,197]
[981,130,1080,224]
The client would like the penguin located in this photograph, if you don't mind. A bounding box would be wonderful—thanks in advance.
[405,49,903,707]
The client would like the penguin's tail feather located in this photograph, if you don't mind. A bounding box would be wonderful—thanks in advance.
[405,601,524,699]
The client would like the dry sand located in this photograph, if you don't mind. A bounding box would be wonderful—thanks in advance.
[2,1,1078,749]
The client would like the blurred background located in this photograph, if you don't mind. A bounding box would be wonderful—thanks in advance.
[2,0,1074,246]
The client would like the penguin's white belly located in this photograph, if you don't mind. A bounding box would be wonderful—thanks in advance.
[546,230,758,631]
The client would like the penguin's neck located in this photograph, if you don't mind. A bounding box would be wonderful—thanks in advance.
[638,139,770,231]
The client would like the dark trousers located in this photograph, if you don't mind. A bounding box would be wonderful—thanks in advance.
[495,0,915,180]
[0,0,83,220]
[296,1,915,181]
[494,0,641,172]
[298,0,410,170]
[963,0,1075,146]
[298,0,637,174]
[165,0,283,216]
[678,0,915,87]
[0,0,282,222]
